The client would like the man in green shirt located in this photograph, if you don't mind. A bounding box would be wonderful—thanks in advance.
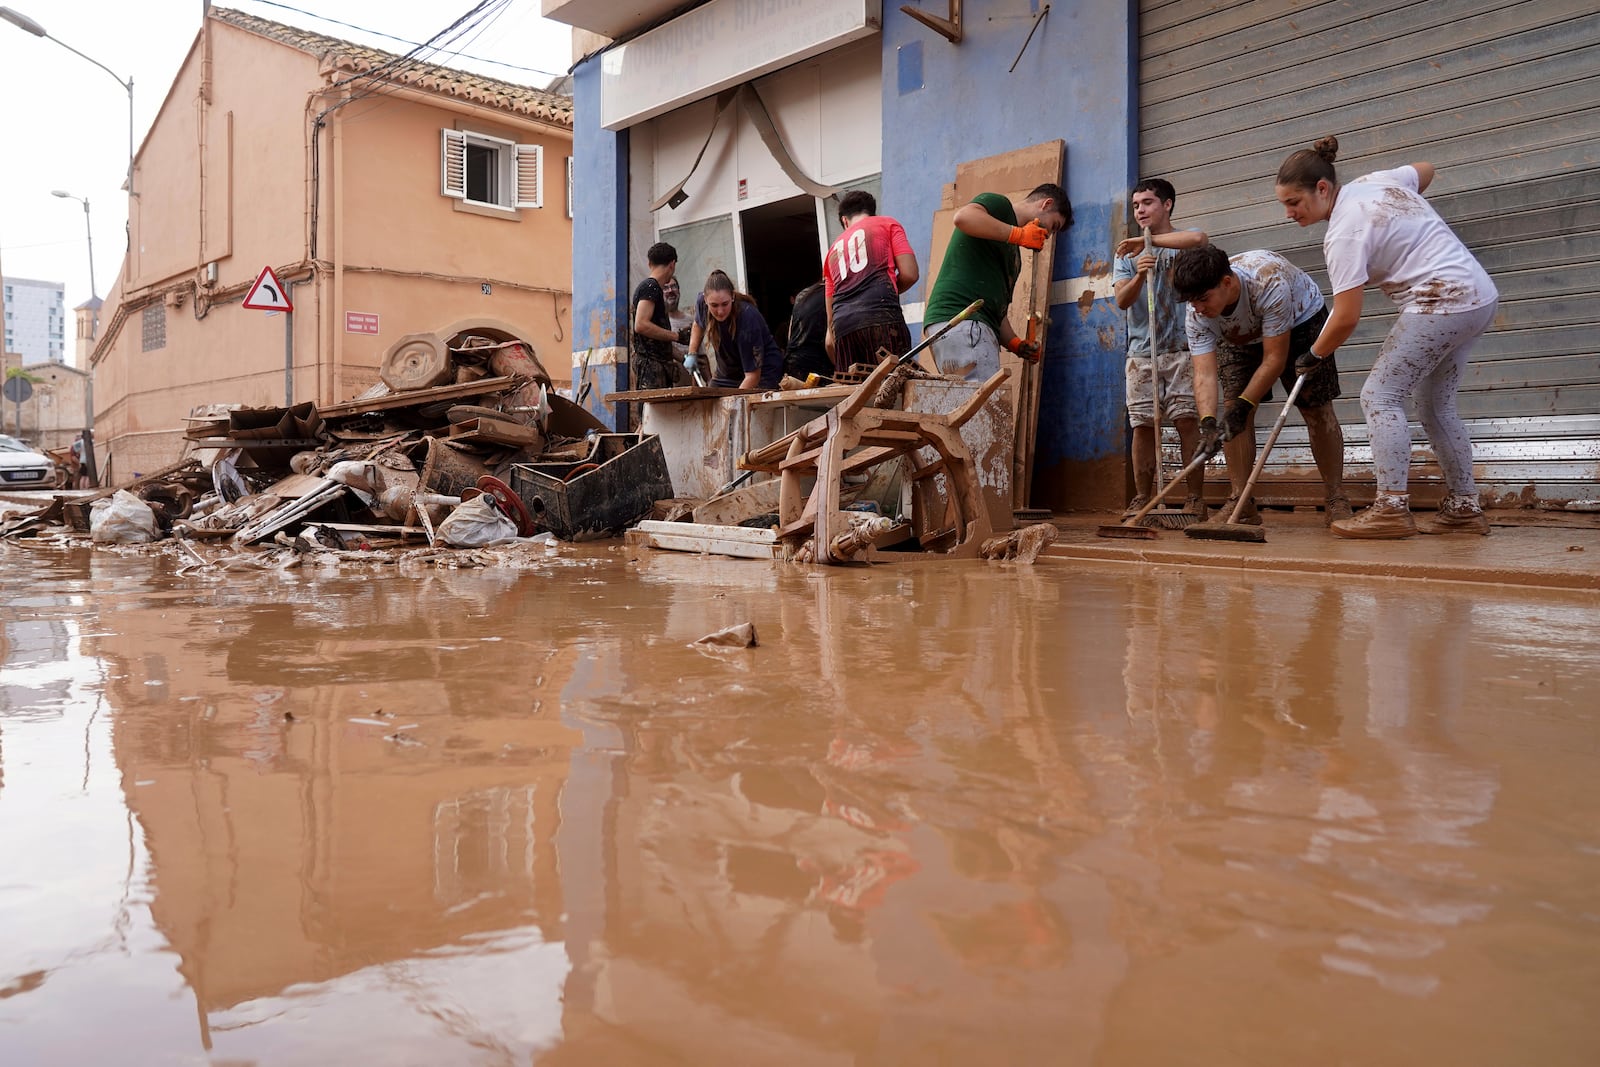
[924,183,1073,380]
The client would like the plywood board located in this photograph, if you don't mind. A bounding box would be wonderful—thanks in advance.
[924,141,1065,508]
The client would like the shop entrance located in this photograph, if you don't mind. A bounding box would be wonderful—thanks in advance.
[738,195,824,351]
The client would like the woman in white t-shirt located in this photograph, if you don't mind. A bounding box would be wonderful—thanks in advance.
[1275,135,1499,540]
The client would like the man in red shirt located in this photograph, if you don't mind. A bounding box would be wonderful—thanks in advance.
[824,190,920,372]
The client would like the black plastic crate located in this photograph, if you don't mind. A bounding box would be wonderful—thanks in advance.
[509,433,673,540]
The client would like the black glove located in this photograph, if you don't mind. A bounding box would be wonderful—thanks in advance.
[1197,416,1224,458]
[676,325,693,345]
[1295,348,1329,376]
[1224,396,1255,438]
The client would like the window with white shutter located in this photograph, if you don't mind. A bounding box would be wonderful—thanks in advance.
[566,156,574,219]
[441,128,536,212]
[514,144,543,209]
[441,129,467,199]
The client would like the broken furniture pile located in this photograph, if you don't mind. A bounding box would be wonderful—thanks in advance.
[0,328,669,552]
[629,357,1053,565]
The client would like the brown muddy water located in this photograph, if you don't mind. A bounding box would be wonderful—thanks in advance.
[1,544,1598,1065]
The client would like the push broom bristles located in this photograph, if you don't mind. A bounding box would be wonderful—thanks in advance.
[1184,521,1266,543]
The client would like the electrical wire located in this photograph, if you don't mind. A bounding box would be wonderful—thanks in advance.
[243,0,563,79]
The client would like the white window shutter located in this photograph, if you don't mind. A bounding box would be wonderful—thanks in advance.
[566,156,574,219]
[514,143,543,209]
[441,129,467,199]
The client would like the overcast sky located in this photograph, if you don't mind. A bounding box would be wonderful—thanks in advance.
[0,0,574,318]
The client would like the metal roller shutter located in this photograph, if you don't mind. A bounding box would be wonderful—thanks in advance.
[1139,0,1600,507]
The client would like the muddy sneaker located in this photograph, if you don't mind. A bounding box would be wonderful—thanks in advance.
[1418,497,1490,536]
[1214,494,1261,526]
[1184,495,1208,522]
[1324,494,1353,525]
[1331,498,1417,539]
[1122,494,1151,519]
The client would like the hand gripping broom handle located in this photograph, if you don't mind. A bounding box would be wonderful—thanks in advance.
[1224,372,1308,525]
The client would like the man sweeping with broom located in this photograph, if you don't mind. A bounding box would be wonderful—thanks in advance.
[1112,178,1211,523]
[1171,245,1351,531]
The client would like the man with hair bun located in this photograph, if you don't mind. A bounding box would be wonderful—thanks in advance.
[1276,135,1499,539]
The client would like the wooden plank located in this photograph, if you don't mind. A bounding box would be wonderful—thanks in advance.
[633,520,776,543]
[692,480,781,526]
[626,525,781,560]
[317,375,520,418]
[188,438,322,449]
[604,386,749,402]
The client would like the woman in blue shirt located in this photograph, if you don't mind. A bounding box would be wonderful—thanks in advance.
[688,269,784,390]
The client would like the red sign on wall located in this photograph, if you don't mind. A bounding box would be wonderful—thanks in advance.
[345,311,380,335]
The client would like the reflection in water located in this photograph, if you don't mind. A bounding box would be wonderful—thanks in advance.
[1,547,1598,1065]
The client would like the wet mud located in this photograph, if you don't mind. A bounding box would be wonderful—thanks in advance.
[2,547,1599,1065]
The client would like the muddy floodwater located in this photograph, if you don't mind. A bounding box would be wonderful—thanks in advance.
[2,545,1598,1065]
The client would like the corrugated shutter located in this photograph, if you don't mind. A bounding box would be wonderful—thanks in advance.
[515,144,543,209]
[1139,0,1600,506]
[441,129,467,199]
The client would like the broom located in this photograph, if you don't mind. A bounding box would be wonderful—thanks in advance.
[1138,229,1197,530]
[1097,447,1213,540]
[1185,372,1308,544]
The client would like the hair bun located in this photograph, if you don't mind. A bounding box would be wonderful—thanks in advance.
[1313,135,1340,163]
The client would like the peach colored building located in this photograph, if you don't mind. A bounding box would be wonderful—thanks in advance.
[90,8,574,479]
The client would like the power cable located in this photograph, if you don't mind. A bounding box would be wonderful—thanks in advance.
[242,0,561,80]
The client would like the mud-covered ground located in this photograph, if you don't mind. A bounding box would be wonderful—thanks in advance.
[2,543,1597,1065]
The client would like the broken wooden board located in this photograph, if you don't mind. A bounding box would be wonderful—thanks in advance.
[317,375,521,418]
[691,479,781,526]
[627,520,781,560]
[604,386,750,403]
[446,416,541,446]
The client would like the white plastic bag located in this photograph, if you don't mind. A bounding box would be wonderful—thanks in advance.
[91,490,161,544]
[436,493,518,547]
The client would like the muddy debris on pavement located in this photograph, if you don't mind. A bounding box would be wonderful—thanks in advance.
[0,326,674,565]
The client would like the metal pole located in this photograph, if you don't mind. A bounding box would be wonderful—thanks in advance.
[81,198,97,301]
[283,278,295,407]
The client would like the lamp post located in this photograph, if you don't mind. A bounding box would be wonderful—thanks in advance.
[0,7,135,198]
[52,191,97,306]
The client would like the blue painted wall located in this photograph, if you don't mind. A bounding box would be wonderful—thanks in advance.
[882,0,1136,508]
[570,58,630,428]
[569,2,1138,475]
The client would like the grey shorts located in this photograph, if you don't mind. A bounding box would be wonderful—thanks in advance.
[1126,349,1198,427]
[924,319,1001,382]
[1216,306,1341,409]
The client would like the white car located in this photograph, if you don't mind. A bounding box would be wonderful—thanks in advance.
[0,434,56,490]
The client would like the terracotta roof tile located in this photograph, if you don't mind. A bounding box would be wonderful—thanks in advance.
[209,7,572,127]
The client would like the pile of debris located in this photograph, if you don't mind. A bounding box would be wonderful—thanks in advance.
[0,328,672,555]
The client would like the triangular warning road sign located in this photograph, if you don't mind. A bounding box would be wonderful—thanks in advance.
[243,266,293,312]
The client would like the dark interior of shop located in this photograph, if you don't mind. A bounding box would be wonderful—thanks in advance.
[738,194,825,353]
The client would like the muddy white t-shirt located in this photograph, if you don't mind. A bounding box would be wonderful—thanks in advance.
[1324,166,1497,313]
[1185,249,1325,355]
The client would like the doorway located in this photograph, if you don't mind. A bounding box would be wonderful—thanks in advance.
[738,194,824,351]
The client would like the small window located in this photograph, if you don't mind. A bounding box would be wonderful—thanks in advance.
[441,129,543,211]
[142,304,166,352]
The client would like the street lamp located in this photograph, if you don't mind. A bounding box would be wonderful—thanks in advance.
[0,6,135,198]
[52,191,97,306]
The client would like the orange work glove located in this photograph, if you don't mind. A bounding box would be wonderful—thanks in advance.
[1007,221,1050,250]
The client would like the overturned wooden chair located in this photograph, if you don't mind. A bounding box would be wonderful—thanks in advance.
[739,357,1008,564]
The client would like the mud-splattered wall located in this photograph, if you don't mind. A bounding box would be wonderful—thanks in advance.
[881,2,1135,511]
[569,60,631,428]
